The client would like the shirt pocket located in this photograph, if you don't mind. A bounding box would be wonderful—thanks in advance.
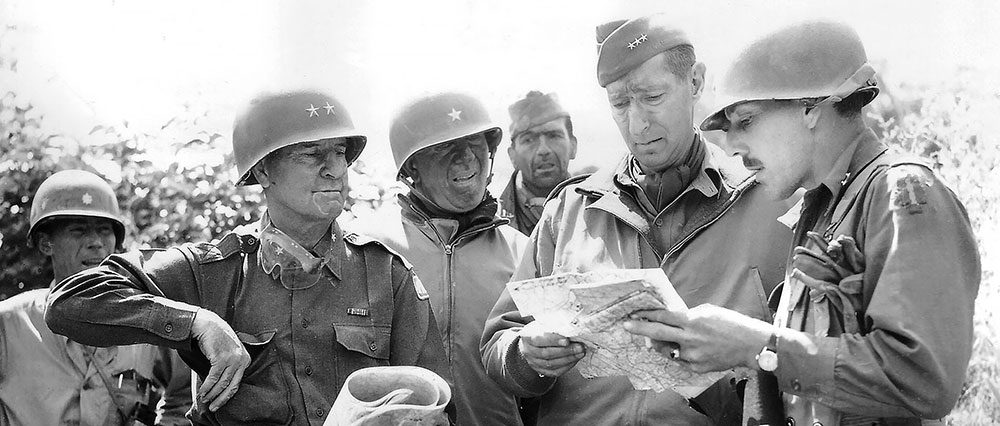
[214,329,293,426]
[333,324,391,369]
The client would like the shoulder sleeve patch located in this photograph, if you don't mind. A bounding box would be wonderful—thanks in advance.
[345,232,425,300]
[887,166,932,215]
[410,271,430,301]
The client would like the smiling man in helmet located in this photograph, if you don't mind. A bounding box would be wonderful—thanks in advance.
[624,21,980,425]
[46,90,450,425]
[1,170,191,426]
[480,14,794,425]
[351,92,527,425]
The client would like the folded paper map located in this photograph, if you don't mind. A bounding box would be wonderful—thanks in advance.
[507,269,725,397]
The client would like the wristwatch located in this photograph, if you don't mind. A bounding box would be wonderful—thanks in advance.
[755,330,779,372]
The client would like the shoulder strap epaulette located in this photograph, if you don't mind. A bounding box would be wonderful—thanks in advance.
[185,228,259,264]
[545,173,592,203]
[343,232,415,270]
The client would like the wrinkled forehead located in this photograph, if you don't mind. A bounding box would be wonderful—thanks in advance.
[517,117,569,137]
[605,54,677,97]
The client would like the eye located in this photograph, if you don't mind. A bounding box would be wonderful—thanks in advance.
[738,116,754,129]
[611,98,629,110]
[645,93,664,103]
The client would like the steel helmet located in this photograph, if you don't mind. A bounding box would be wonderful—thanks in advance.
[700,20,879,131]
[233,90,367,185]
[27,170,125,248]
[389,92,502,177]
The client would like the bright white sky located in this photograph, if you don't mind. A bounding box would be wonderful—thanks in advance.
[3,0,1000,192]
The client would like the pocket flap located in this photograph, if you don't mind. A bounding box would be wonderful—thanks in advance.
[334,324,390,360]
[236,329,276,360]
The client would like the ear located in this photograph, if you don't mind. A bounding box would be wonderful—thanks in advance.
[37,234,54,256]
[690,62,707,100]
[568,136,578,160]
[506,143,517,169]
[251,161,272,188]
[402,161,421,184]
[803,104,822,130]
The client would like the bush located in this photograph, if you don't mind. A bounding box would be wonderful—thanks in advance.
[868,70,1000,425]
[0,94,399,300]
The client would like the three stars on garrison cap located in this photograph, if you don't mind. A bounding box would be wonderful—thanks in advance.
[628,33,648,50]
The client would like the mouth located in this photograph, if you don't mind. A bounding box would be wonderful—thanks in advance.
[533,162,557,173]
[634,137,664,147]
[451,171,477,183]
[742,159,763,171]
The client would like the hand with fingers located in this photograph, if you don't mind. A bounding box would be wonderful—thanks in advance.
[518,321,587,378]
[190,308,251,412]
[623,306,773,373]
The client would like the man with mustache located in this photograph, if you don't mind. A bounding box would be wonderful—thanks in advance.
[480,14,794,425]
[499,91,579,235]
[46,90,450,425]
[624,20,980,425]
[351,92,527,425]
[1,170,191,426]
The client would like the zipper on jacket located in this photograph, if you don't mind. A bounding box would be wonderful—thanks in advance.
[408,205,506,364]
[663,191,743,259]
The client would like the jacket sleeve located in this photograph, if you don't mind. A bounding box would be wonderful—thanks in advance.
[773,165,980,418]
[152,348,194,426]
[480,196,563,398]
[46,248,204,350]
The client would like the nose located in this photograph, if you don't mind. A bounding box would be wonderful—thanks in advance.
[83,229,106,250]
[451,141,477,164]
[535,137,555,157]
[720,132,747,157]
[627,104,649,136]
[321,151,348,179]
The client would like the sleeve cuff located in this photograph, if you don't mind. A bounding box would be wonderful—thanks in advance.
[505,335,557,396]
[146,298,198,341]
[773,332,839,398]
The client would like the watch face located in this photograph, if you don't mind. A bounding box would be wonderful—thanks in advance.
[758,350,778,372]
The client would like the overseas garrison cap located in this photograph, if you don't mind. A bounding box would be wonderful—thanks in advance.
[508,91,570,142]
[596,15,693,87]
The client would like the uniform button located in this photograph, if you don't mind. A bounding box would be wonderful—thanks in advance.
[315,408,324,417]
[305,366,313,376]
[369,342,378,352]
[812,422,823,426]
[164,323,173,333]
[301,318,309,328]
[791,379,801,392]
[786,417,795,426]
[654,219,663,227]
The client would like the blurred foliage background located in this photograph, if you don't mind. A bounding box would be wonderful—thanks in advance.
[1,25,998,425]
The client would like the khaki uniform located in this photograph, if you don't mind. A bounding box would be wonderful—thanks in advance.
[772,130,980,423]
[46,217,450,426]
[481,140,793,425]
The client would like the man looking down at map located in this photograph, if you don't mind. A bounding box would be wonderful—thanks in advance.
[480,14,794,426]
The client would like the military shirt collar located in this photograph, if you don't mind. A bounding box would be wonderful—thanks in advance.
[257,211,344,282]
[818,129,888,203]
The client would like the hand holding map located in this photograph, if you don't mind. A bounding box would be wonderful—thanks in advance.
[507,269,726,398]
